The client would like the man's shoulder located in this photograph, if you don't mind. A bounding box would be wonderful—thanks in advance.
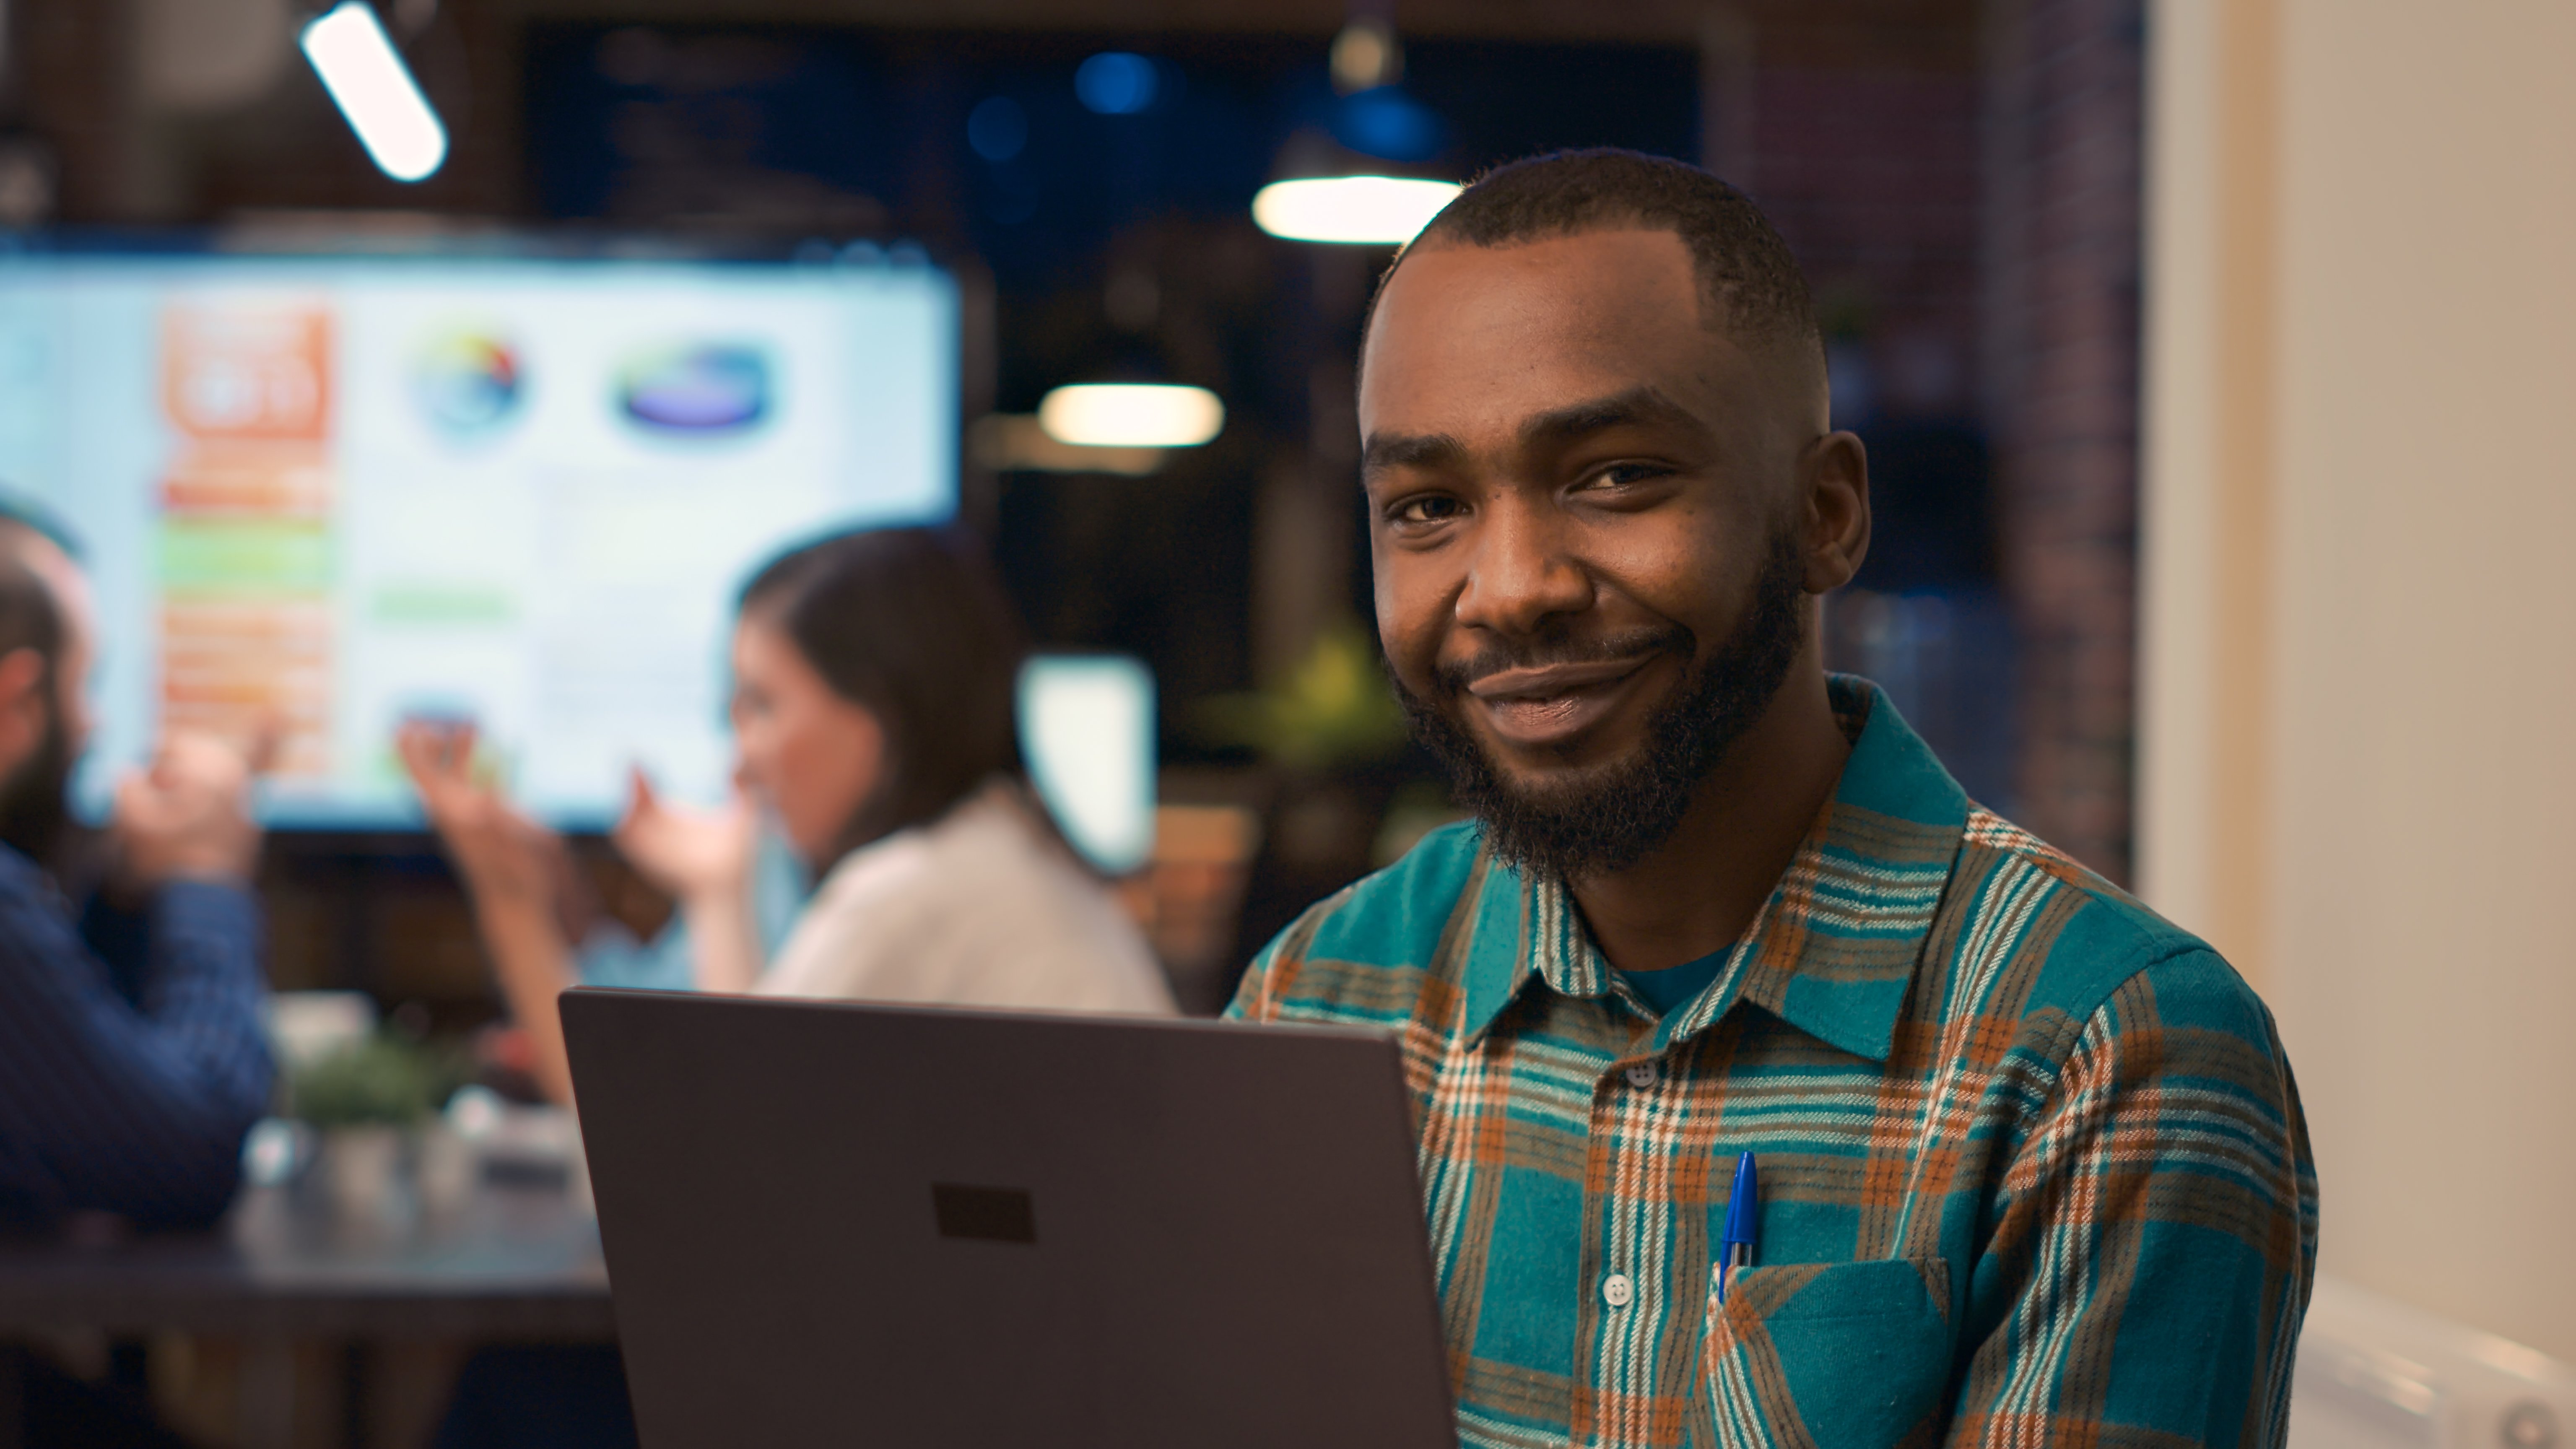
[1301,818,1487,961]
[1228,820,1489,1022]
[0,842,44,891]
[1951,806,2275,1052]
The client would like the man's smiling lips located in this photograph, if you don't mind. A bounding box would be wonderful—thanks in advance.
[1462,655,1665,749]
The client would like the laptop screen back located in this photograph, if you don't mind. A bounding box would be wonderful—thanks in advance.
[562,990,1456,1449]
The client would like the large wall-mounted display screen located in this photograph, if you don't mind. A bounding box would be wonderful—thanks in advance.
[0,250,959,828]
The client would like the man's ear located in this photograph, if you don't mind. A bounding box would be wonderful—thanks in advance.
[0,647,46,781]
[1799,431,1872,593]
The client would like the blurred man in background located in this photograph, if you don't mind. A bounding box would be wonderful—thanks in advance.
[0,505,273,1232]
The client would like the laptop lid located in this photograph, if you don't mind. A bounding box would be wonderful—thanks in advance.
[562,989,1457,1448]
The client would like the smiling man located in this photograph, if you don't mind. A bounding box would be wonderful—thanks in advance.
[1227,151,2316,1449]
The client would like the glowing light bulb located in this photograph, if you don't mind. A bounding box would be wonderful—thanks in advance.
[1037,384,1224,449]
[1251,176,1461,245]
[300,1,448,183]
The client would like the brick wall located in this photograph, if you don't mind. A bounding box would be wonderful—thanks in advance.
[1751,62,1984,395]
[1981,0,2145,880]
[1737,0,2144,877]
[11,0,135,220]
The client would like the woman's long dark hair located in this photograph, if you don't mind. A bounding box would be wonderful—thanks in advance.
[737,525,1029,868]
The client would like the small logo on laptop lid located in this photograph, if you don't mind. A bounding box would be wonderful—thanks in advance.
[932,1183,1037,1245]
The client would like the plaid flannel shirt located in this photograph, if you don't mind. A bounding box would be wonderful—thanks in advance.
[1227,678,2317,1449]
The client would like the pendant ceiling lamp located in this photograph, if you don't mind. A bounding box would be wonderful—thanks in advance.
[1037,384,1226,449]
[1251,13,1460,247]
[1253,175,1459,246]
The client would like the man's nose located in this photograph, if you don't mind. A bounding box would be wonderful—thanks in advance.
[1454,499,1593,637]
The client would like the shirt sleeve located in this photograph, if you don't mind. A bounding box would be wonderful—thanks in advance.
[0,873,276,1228]
[1946,950,2318,1448]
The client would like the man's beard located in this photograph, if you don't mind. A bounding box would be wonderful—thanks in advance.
[0,696,73,871]
[1394,530,1809,884]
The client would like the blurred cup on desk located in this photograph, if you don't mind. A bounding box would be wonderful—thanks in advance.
[441,1085,595,1218]
[240,1116,311,1187]
[414,1113,480,1218]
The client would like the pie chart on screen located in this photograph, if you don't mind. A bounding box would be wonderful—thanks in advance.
[413,331,524,438]
[616,343,772,434]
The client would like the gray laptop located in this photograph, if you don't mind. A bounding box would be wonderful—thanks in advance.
[561,988,1457,1448]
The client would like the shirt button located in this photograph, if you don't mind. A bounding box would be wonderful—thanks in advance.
[1623,1062,1659,1088]
[1602,1274,1633,1309]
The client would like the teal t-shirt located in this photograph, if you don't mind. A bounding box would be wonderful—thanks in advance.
[1618,950,1726,1017]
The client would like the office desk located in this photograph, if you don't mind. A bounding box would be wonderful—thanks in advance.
[0,1180,611,1340]
[0,1179,614,1447]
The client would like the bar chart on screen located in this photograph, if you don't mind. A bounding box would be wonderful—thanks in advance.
[156,297,340,781]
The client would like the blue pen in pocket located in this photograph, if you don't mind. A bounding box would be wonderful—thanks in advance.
[1717,1151,1758,1304]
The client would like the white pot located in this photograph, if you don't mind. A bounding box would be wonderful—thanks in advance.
[317,1124,409,1221]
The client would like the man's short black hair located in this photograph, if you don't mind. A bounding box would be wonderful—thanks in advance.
[1367,148,1824,375]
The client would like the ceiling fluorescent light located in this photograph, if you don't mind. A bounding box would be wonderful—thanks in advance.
[300,1,448,183]
[1038,384,1224,449]
[1252,176,1460,245]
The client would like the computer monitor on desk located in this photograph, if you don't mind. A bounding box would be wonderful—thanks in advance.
[0,242,959,829]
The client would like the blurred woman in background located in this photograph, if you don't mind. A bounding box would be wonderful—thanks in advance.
[399,525,1174,1106]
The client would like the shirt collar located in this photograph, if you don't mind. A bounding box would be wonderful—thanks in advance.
[1458,675,1971,1062]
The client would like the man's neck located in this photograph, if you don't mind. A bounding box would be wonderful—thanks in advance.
[1566,666,1851,975]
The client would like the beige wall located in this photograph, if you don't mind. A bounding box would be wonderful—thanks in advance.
[2142,0,2576,1361]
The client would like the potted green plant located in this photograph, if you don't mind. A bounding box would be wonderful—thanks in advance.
[1196,621,1430,961]
[1196,618,1409,778]
[287,1035,452,1219]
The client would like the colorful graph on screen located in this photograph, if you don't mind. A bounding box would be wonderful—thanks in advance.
[412,330,525,439]
[0,252,960,826]
[157,301,338,780]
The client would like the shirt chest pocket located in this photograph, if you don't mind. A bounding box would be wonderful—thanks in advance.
[1701,1257,1954,1449]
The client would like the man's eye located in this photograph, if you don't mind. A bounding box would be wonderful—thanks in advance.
[1389,495,1463,526]
[1584,461,1672,490]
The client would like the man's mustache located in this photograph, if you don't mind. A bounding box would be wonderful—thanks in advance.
[1431,624,1694,697]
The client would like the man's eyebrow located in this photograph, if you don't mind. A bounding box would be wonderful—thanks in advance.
[1361,430,1467,476]
[1520,385,1704,448]
[1359,386,1706,478]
